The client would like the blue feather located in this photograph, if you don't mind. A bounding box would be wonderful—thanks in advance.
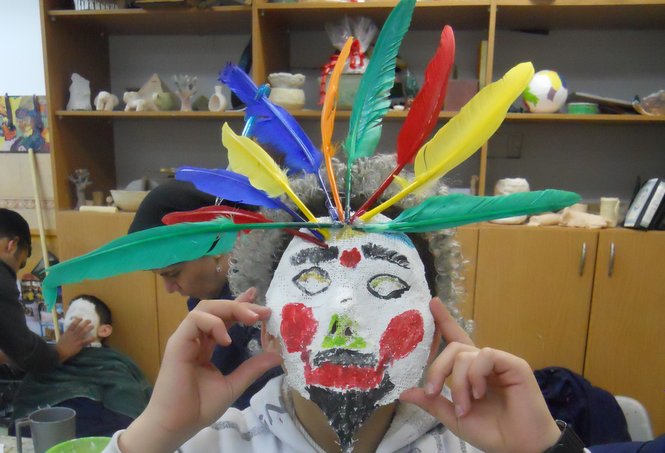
[176,166,325,241]
[220,63,338,219]
[176,166,284,209]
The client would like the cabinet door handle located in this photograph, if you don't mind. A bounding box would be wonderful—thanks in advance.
[579,242,587,276]
[608,242,616,277]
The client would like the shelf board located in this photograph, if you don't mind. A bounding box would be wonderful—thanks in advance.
[55,110,246,119]
[505,113,665,123]
[47,6,252,34]
[55,110,665,123]
[495,0,665,29]
[258,1,491,30]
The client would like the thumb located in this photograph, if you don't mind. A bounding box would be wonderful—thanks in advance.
[225,351,282,399]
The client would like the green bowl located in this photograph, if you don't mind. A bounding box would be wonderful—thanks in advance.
[46,437,112,453]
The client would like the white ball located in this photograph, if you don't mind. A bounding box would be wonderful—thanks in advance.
[523,70,568,113]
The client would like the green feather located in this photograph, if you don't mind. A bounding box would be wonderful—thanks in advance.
[42,219,338,308]
[43,219,239,309]
[343,0,416,216]
[358,190,581,233]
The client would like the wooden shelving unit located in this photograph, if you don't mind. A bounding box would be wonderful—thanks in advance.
[40,0,665,209]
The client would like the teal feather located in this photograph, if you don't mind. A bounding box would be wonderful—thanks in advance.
[343,0,416,216]
[43,219,239,309]
[42,219,338,308]
[358,190,581,233]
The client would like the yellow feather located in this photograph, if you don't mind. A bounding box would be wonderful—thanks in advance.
[360,62,534,221]
[223,123,318,223]
[321,37,354,222]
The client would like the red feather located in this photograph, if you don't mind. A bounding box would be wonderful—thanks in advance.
[396,25,455,167]
[162,206,327,248]
[162,206,270,226]
[351,26,455,222]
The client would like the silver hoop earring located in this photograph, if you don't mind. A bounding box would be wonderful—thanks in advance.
[216,265,222,273]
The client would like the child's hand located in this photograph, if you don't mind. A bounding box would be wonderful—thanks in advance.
[401,298,561,453]
[119,288,282,453]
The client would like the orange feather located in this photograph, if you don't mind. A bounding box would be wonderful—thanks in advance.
[321,37,354,222]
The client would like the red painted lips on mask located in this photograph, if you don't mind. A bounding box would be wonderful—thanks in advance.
[281,303,424,390]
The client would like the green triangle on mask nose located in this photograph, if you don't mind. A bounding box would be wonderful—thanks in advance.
[322,313,366,349]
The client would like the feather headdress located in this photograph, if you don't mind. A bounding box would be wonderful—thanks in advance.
[43,0,579,308]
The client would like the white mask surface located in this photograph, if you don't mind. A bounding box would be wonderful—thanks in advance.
[64,298,101,345]
[265,227,435,450]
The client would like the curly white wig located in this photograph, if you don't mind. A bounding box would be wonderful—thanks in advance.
[228,153,473,334]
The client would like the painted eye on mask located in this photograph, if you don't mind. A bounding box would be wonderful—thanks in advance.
[367,274,410,299]
[293,267,331,295]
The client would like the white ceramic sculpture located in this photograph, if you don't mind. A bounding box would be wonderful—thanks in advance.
[173,75,198,112]
[560,208,608,229]
[490,177,530,225]
[66,73,92,111]
[268,72,306,110]
[123,91,147,111]
[93,91,119,111]
[208,85,228,112]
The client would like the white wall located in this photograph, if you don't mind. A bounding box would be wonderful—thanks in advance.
[0,0,46,94]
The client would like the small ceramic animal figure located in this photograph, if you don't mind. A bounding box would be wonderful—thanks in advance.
[94,91,119,111]
[123,92,147,112]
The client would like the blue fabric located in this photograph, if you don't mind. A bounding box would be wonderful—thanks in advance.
[10,397,133,438]
[187,284,283,410]
[535,367,631,447]
[589,436,665,453]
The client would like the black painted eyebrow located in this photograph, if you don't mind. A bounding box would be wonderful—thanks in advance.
[290,246,339,266]
[361,243,410,269]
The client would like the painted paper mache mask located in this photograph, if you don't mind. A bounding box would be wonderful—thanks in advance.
[264,220,435,450]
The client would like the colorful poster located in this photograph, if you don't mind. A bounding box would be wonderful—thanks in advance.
[0,95,50,153]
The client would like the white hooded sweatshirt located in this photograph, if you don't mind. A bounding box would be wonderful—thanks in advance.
[104,375,482,453]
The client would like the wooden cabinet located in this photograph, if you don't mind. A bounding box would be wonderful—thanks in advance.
[585,229,665,435]
[473,226,665,434]
[473,225,598,373]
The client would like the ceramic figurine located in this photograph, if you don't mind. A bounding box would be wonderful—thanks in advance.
[93,91,119,111]
[66,73,92,111]
[490,178,531,225]
[153,92,180,111]
[68,168,92,209]
[268,72,306,110]
[173,75,198,112]
[123,91,147,111]
[192,95,209,111]
[208,85,228,112]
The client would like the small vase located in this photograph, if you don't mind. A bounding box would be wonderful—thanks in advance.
[208,85,228,112]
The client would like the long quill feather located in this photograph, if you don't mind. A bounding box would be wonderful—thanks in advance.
[352,25,455,221]
[360,62,535,221]
[176,166,308,223]
[43,219,239,308]
[221,63,338,219]
[162,206,327,247]
[321,37,354,222]
[343,0,416,217]
[359,190,580,233]
[222,123,318,223]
